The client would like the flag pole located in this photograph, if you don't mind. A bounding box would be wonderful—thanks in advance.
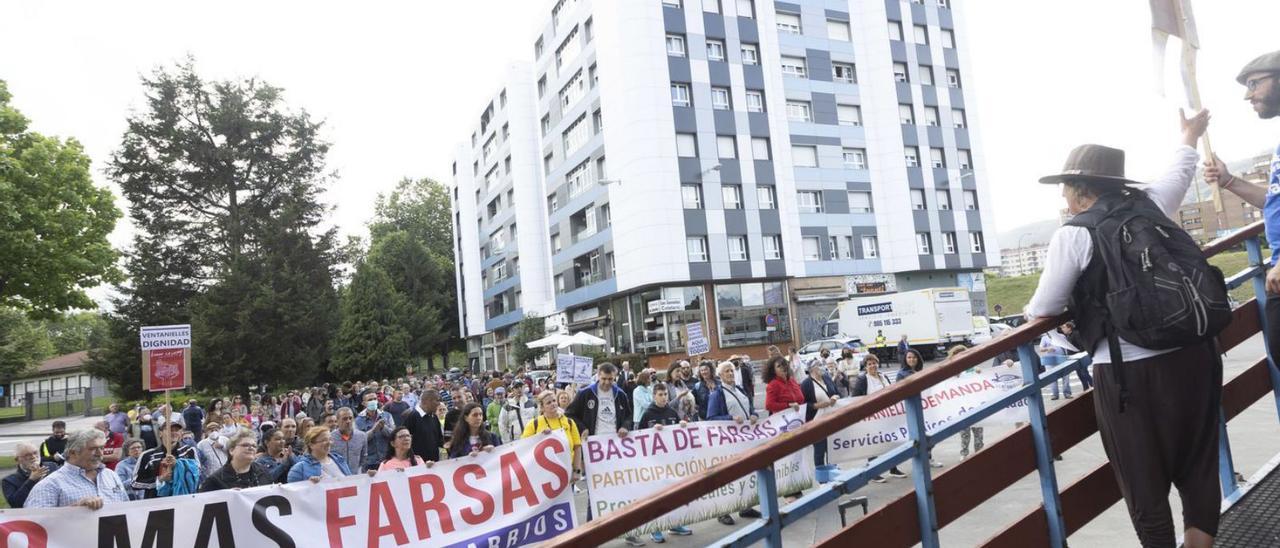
[1172,0,1222,212]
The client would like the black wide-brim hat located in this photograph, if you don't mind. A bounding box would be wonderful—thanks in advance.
[1038,144,1142,187]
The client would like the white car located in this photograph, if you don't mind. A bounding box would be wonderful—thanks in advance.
[796,337,866,371]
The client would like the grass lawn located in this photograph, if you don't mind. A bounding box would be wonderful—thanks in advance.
[0,395,116,422]
[986,249,1259,315]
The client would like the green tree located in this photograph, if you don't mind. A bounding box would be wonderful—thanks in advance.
[369,178,459,369]
[367,231,445,360]
[0,80,121,315]
[511,314,549,368]
[90,59,338,396]
[330,265,410,380]
[0,307,54,383]
[43,312,110,355]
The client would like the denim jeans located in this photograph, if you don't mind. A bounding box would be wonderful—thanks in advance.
[1041,354,1071,398]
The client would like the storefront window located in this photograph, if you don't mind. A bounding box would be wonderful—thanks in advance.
[610,297,633,354]
[716,281,791,348]
[630,286,706,354]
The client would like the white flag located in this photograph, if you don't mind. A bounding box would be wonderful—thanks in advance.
[1149,0,1201,102]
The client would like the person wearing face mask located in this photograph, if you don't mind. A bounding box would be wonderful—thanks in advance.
[498,383,537,444]
[356,394,394,471]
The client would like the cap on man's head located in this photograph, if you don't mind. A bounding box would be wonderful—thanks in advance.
[1237,50,1280,84]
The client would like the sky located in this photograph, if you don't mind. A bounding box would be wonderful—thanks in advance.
[2,1,1278,288]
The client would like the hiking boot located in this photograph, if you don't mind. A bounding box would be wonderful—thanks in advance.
[668,526,693,536]
[718,514,736,525]
[739,508,762,518]
[888,468,907,478]
[624,536,645,547]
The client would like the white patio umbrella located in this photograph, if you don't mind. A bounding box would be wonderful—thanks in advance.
[525,331,607,349]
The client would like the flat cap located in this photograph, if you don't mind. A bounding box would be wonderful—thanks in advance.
[1237,50,1280,84]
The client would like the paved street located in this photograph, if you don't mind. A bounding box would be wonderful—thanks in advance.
[582,334,1279,547]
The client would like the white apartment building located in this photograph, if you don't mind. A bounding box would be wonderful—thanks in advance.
[999,244,1049,277]
[450,0,999,370]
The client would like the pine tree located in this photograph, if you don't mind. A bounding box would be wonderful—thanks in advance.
[330,265,410,381]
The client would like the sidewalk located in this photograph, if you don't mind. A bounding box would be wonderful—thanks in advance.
[0,415,100,456]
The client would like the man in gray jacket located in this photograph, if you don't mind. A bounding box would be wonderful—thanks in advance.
[329,408,366,473]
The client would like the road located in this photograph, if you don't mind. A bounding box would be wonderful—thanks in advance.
[582,334,1279,548]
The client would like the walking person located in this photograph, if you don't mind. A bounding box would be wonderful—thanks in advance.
[852,354,906,481]
[1026,109,1223,548]
[635,384,695,543]
[1039,332,1073,400]
[1204,49,1280,371]
[1060,322,1094,390]
[949,345,985,459]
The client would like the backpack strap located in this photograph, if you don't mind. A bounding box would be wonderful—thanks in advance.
[1074,215,1130,413]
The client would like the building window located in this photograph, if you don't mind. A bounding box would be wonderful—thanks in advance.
[959,149,973,169]
[687,237,709,262]
[711,87,732,110]
[566,159,593,198]
[797,190,823,212]
[899,104,915,124]
[544,153,554,175]
[707,39,726,61]
[559,70,587,114]
[717,135,737,159]
[741,43,760,65]
[862,235,879,258]
[837,104,862,126]
[792,145,818,168]
[538,76,547,98]
[947,69,962,88]
[832,62,856,83]
[776,12,802,34]
[548,194,558,214]
[715,281,790,347]
[970,231,985,253]
[667,34,687,57]
[842,147,867,169]
[501,123,510,140]
[597,156,607,180]
[746,90,765,112]
[786,100,813,122]
[682,184,703,209]
[704,0,721,13]
[757,186,776,209]
[825,236,838,260]
[764,235,782,259]
[827,19,851,41]
[936,189,952,210]
[552,233,562,253]
[916,233,932,254]
[736,0,755,18]
[781,56,807,78]
[919,64,935,86]
[590,63,599,87]
[541,114,551,136]
[848,191,872,213]
[911,188,926,210]
[905,146,920,167]
[802,237,821,260]
[842,236,854,259]
[663,0,681,7]
[943,232,957,254]
[671,83,692,107]
[728,236,749,260]
[676,133,698,157]
[535,37,545,58]
[964,190,978,210]
[562,114,589,154]
[913,24,929,45]
[893,62,909,82]
[555,26,582,72]
[888,21,903,41]
[751,137,771,160]
[953,108,967,128]
[722,184,743,209]
[942,28,956,48]
[554,274,565,293]
[930,147,946,168]
[924,106,940,126]
[592,109,604,134]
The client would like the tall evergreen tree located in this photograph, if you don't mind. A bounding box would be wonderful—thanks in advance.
[330,265,409,380]
[89,59,338,395]
[367,231,444,360]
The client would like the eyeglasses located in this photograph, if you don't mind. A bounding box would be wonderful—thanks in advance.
[1246,74,1277,92]
[235,442,256,449]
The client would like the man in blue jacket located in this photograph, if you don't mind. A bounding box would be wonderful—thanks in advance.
[565,362,633,439]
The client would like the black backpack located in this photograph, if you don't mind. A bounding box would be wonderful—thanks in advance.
[1066,189,1231,349]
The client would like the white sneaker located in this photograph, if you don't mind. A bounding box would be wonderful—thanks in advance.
[930,459,944,468]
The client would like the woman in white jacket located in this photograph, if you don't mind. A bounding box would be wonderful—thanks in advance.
[497,384,539,444]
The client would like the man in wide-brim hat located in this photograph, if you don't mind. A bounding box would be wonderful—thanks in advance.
[1025,109,1219,548]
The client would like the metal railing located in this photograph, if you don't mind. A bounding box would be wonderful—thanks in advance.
[550,220,1280,547]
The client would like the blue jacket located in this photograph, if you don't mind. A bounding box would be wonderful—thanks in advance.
[287,452,352,483]
[693,380,719,420]
[705,384,754,421]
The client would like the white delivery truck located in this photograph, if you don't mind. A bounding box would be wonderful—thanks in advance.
[822,287,974,359]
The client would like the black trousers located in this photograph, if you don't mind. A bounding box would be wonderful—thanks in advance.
[1093,343,1222,547]
[1266,293,1280,374]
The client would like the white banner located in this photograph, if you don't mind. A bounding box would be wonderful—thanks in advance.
[0,432,577,548]
[139,324,191,351]
[828,365,1029,463]
[583,406,814,535]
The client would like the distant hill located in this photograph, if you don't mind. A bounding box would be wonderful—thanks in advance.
[998,218,1060,250]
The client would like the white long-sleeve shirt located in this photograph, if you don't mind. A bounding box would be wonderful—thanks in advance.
[1025,146,1199,364]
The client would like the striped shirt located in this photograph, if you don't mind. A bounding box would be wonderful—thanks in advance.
[25,462,128,508]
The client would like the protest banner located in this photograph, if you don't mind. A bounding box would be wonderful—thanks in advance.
[140,324,192,392]
[686,322,710,356]
[0,432,577,548]
[583,406,814,535]
[556,354,575,384]
[828,364,1029,463]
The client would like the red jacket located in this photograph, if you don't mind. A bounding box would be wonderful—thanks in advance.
[765,377,805,414]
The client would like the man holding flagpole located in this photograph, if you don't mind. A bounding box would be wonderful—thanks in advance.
[1203,50,1280,363]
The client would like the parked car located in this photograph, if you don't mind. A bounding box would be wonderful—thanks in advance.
[528,369,554,385]
[796,337,866,370]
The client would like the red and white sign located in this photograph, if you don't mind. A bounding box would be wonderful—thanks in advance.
[140,324,192,392]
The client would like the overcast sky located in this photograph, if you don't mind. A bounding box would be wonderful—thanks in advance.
[2,1,1277,264]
